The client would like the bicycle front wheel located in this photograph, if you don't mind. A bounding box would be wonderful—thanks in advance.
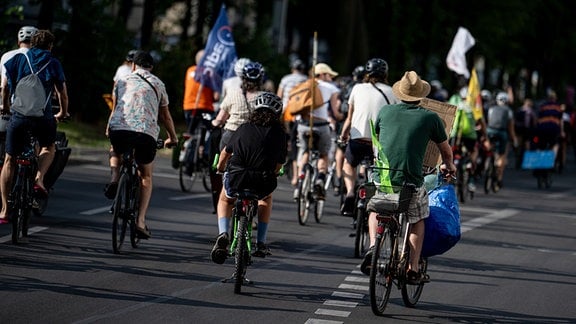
[234,215,249,294]
[130,180,141,249]
[112,175,129,254]
[354,208,369,258]
[369,224,396,316]
[401,255,428,307]
[297,165,312,225]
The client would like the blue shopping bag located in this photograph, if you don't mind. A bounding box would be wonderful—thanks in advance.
[422,184,461,258]
[521,150,556,170]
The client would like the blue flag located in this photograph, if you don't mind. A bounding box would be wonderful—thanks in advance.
[195,4,237,93]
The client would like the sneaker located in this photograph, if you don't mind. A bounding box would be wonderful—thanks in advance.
[406,269,429,285]
[360,246,374,276]
[467,181,476,192]
[104,182,118,200]
[341,196,355,216]
[314,178,325,199]
[252,242,271,258]
[210,232,229,264]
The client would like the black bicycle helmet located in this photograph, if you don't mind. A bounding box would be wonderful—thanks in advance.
[254,92,283,116]
[352,65,366,79]
[242,62,264,81]
[126,49,138,62]
[365,58,388,77]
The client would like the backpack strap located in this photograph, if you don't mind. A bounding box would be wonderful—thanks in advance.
[135,72,159,102]
[371,82,391,105]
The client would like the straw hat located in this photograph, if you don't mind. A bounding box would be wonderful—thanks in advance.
[392,71,431,102]
[314,63,338,76]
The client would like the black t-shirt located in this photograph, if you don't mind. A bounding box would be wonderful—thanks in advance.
[226,122,287,171]
[226,122,287,196]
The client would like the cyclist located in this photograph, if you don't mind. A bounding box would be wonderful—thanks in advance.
[212,61,266,149]
[339,58,397,215]
[221,57,251,100]
[0,29,69,224]
[105,50,178,239]
[294,63,344,200]
[211,92,287,263]
[534,90,564,165]
[486,91,517,190]
[362,71,456,284]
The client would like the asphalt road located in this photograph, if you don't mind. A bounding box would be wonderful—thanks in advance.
[0,147,575,323]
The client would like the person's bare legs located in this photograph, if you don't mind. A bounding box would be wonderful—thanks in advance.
[408,220,425,271]
[0,154,15,219]
[35,144,55,190]
[108,147,120,184]
[136,161,154,230]
[342,160,356,199]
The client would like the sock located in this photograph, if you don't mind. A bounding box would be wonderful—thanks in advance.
[218,217,230,235]
[257,222,268,244]
[318,172,326,181]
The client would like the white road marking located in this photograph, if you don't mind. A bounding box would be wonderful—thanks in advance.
[0,226,49,243]
[460,208,519,233]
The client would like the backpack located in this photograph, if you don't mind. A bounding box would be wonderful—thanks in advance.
[11,54,51,117]
[287,79,324,116]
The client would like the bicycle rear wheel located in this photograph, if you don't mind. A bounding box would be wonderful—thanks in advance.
[202,166,212,192]
[314,199,324,223]
[297,165,312,225]
[369,224,396,316]
[401,254,428,307]
[112,175,129,254]
[130,180,141,248]
[354,208,369,258]
[234,214,249,294]
[484,156,494,194]
[11,206,31,244]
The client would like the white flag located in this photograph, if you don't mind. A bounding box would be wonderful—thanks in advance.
[446,27,475,79]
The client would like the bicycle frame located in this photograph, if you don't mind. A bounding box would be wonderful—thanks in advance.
[9,141,38,244]
[226,191,258,294]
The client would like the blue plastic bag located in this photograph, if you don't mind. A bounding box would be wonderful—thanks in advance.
[422,184,461,257]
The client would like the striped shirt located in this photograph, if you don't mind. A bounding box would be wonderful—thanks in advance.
[220,87,263,131]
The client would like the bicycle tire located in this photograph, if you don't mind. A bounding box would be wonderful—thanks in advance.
[234,214,249,294]
[32,196,48,216]
[297,165,312,225]
[10,171,30,244]
[314,199,324,223]
[202,167,212,192]
[130,180,141,248]
[484,156,494,194]
[354,208,369,258]
[401,254,428,307]
[112,174,129,254]
[369,224,395,316]
[179,162,197,192]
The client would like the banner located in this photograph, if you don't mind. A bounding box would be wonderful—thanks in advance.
[467,68,483,119]
[194,4,237,93]
[446,27,475,79]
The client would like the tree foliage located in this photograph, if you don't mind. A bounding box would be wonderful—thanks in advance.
[0,0,574,125]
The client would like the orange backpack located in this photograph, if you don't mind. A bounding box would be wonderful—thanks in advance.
[287,79,324,116]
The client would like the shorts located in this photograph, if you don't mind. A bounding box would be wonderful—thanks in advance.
[487,129,509,154]
[222,170,275,200]
[367,184,429,224]
[296,123,331,161]
[5,114,56,156]
[344,139,374,167]
[109,130,157,165]
[220,129,235,151]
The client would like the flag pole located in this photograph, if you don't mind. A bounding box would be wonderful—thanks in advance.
[309,31,318,151]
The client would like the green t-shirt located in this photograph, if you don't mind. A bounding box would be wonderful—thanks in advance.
[374,103,447,187]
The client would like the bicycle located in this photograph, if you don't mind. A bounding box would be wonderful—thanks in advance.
[452,143,474,202]
[483,134,501,194]
[296,130,325,225]
[178,112,213,193]
[350,154,376,259]
[8,131,39,244]
[111,139,164,254]
[221,189,259,294]
[367,169,428,316]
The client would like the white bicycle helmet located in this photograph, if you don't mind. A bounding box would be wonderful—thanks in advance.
[0,114,10,133]
[18,26,38,42]
[254,92,283,116]
[496,92,509,103]
[234,57,251,77]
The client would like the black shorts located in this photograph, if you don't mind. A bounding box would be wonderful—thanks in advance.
[5,114,56,156]
[110,130,157,164]
[345,139,374,167]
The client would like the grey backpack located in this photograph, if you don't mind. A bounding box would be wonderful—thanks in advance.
[11,54,51,117]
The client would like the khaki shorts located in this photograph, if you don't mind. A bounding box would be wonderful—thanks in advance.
[367,184,429,224]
